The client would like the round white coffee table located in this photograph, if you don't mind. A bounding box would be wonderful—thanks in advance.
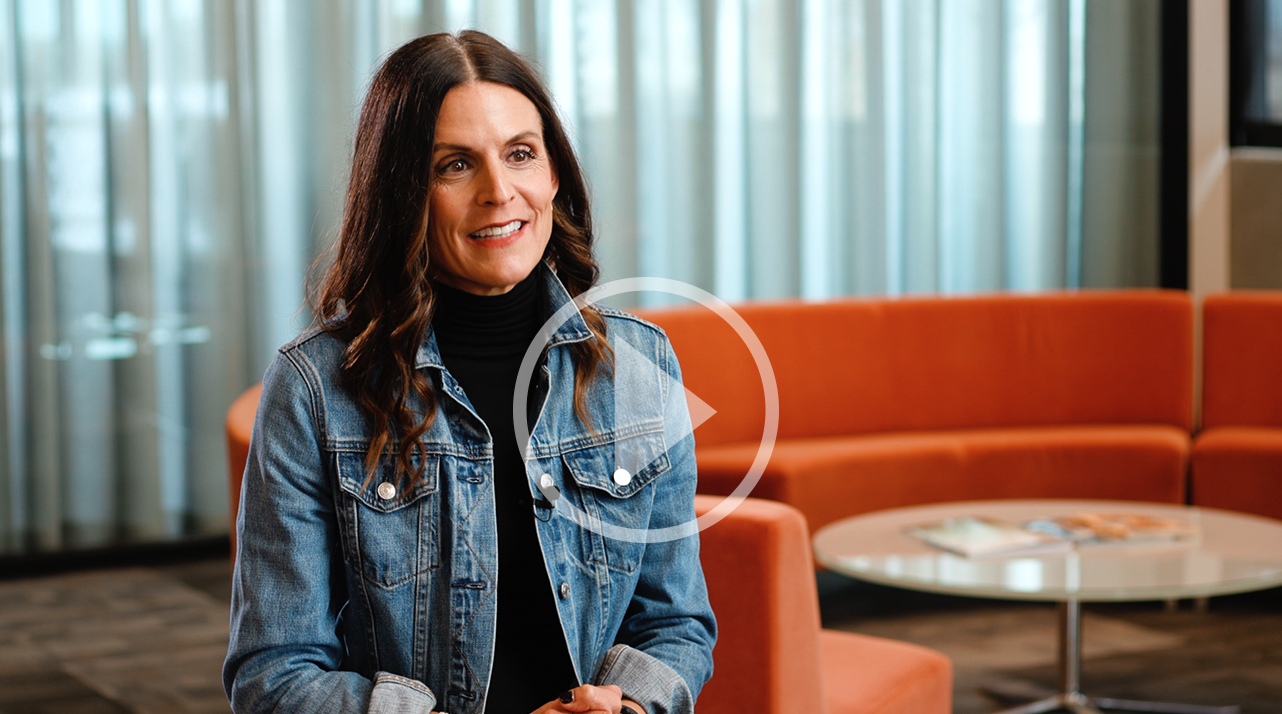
[813,499,1282,714]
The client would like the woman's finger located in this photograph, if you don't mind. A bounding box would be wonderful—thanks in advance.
[557,684,623,713]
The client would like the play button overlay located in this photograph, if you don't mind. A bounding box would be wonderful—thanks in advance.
[685,386,716,431]
[613,336,716,432]
[608,334,718,482]
[513,277,779,544]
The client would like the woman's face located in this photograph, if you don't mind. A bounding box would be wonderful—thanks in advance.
[427,81,559,296]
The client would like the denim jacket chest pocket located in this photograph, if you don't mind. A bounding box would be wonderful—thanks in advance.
[334,448,441,588]
[560,430,669,573]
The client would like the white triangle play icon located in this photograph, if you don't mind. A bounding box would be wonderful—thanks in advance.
[613,337,718,452]
[684,385,716,431]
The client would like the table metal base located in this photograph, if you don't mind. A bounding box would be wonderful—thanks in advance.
[987,600,1240,714]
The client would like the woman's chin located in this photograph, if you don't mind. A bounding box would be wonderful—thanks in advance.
[437,264,540,296]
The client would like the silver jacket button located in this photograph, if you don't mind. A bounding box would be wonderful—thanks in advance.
[377,482,396,500]
[539,473,553,489]
[558,582,571,599]
[612,468,632,486]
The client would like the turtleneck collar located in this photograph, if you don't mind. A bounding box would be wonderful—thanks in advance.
[430,267,543,360]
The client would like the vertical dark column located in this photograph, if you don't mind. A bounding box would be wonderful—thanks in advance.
[1159,0,1189,290]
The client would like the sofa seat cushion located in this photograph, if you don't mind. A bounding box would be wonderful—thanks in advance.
[1191,427,1282,521]
[696,424,1189,533]
[820,630,952,714]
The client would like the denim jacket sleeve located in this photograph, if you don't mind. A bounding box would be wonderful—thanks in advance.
[222,350,438,714]
[592,334,716,714]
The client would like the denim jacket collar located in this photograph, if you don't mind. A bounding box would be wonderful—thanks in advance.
[414,262,594,371]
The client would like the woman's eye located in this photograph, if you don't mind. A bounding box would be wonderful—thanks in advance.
[510,148,534,163]
[438,159,468,175]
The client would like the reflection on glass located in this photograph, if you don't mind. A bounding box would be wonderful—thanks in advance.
[940,553,983,588]
[1271,0,1282,118]
[1065,551,1081,592]
[884,555,905,578]
[1003,558,1044,592]
[1242,0,1282,122]
[1186,551,1224,586]
[902,555,936,582]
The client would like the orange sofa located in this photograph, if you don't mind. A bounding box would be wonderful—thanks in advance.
[638,291,1194,534]
[693,495,951,714]
[1192,293,1282,521]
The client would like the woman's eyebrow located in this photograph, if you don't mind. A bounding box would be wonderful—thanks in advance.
[432,131,542,155]
[507,130,541,144]
[432,142,472,154]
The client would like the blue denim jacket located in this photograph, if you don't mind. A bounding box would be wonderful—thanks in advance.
[224,268,716,714]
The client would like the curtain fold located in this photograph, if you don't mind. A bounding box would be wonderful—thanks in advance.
[0,0,1161,554]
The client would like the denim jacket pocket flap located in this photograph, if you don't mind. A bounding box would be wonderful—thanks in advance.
[561,430,669,498]
[335,450,442,586]
[336,451,440,513]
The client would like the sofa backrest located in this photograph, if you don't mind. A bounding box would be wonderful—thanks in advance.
[638,291,1193,447]
[693,495,827,714]
[1202,292,1282,429]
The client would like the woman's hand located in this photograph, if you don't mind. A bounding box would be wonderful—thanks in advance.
[529,684,626,714]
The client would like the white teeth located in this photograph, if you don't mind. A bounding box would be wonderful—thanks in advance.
[470,220,523,239]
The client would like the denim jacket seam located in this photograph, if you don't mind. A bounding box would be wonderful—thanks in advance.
[326,439,490,460]
[351,474,382,670]
[593,644,693,714]
[593,304,666,336]
[281,346,328,441]
[370,671,437,712]
[531,420,666,458]
[595,643,624,681]
[278,323,330,354]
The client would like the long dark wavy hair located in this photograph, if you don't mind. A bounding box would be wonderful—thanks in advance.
[315,30,611,485]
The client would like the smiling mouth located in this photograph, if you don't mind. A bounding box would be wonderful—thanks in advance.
[469,220,525,240]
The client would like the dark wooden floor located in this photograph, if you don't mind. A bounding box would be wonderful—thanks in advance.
[0,558,1278,713]
[818,572,1282,714]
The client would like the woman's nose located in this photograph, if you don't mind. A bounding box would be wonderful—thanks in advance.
[476,162,515,205]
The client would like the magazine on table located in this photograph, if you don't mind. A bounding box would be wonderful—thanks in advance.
[906,512,1199,558]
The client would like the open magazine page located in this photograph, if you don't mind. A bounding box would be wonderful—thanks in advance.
[906,517,1072,558]
[1026,513,1199,545]
[907,513,1199,558]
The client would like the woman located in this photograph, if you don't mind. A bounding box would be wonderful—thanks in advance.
[223,30,716,714]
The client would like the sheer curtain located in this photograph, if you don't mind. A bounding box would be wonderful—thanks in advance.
[0,0,1161,554]
[1,0,248,551]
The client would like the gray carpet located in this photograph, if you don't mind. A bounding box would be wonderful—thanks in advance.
[0,559,1278,713]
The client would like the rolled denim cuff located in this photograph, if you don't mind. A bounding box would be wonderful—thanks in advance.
[592,644,694,714]
[367,671,438,713]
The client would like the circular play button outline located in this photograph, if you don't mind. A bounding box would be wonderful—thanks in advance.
[512,277,779,543]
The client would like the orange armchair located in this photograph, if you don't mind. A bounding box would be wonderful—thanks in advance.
[693,495,952,714]
[225,383,262,560]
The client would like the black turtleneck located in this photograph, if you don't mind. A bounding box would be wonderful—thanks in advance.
[431,269,578,713]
